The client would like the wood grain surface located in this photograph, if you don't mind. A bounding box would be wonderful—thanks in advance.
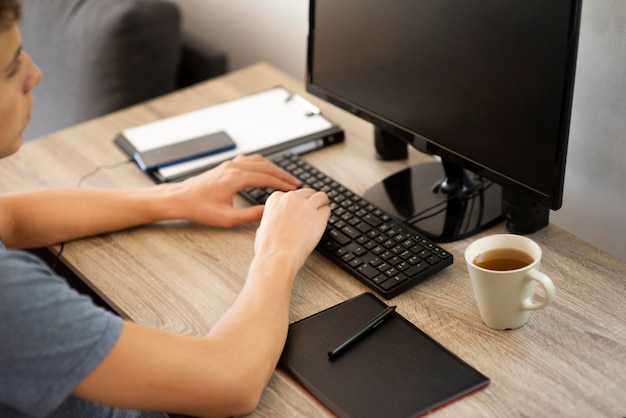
[1,63,624,417]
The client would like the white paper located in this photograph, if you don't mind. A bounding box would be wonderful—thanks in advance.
[121,87,334,178]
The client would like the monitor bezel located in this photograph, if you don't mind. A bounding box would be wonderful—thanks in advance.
[306,0,583,211]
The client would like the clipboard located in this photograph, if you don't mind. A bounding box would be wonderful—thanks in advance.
[114,86,344,182]
[279,293,490,418]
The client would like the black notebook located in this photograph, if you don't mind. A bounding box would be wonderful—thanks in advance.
[279,293,489,418]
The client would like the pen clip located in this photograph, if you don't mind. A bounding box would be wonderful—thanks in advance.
[285,94,321,116]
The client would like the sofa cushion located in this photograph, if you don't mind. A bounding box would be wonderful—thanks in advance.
[20,0,182,140]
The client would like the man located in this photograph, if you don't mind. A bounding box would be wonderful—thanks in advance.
[0,1,330,416]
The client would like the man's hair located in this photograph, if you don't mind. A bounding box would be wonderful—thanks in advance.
[0,0,20,32]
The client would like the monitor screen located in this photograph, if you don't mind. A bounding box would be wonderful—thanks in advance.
[307,0,581,240]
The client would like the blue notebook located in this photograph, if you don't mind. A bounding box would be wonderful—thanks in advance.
[279,293,489,418]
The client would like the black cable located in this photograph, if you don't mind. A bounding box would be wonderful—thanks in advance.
[50,242,64,270]
[407,179,495,226]
[53,159,133,267]
[77,159,133,187]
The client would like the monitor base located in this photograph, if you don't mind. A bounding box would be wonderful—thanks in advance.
[502,188,550,234]
[364,161,503,243]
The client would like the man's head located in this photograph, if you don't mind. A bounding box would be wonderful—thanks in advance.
[0,0,41,157]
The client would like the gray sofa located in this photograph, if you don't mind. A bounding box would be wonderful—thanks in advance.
[20,0,228,141]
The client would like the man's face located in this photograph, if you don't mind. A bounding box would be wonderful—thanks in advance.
[0,22,41,157]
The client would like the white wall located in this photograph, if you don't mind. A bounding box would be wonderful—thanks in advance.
[552,2,626,262]
[171,0,626,262]
[172,0,308,79]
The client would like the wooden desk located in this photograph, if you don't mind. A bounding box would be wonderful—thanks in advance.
[2,63,624,417]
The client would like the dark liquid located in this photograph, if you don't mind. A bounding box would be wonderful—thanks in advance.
[473,248,534,271]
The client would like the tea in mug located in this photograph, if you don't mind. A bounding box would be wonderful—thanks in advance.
[472,248,534,271]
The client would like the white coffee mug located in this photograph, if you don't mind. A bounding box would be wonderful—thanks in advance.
[464,234,555,330]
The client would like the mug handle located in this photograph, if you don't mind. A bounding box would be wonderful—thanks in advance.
[521,270,555,311]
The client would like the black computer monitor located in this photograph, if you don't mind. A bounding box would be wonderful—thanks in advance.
[307,0,582,242]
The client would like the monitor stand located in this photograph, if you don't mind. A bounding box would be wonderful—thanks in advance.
[364,128,502,242]
[364,159,503,243]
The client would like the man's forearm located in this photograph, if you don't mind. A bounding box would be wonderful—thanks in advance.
[204,253,299,399]
[0,186,179,248]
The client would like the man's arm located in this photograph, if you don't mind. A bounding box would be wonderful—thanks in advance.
[0,155,301,249]
[72,188,330,417]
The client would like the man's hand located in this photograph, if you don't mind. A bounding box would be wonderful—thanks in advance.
[173,154,302,227]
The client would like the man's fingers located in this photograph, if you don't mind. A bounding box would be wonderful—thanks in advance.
[228,154,301,187]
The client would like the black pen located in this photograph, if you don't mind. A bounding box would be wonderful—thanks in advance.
[328,305,396,359]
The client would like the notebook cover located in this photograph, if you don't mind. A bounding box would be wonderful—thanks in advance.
[279,293,490,418]
[113,86,344,183]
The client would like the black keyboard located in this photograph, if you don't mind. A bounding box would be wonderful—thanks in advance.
[240,153,453,298]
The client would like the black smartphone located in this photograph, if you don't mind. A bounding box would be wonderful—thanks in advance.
[133,131,236,171]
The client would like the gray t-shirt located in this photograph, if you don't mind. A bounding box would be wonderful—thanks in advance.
[0,242,168,418]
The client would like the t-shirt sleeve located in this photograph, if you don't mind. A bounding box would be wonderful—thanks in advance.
[0,249,124,417]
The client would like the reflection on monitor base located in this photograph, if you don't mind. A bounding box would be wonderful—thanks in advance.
[364,161,503,243]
